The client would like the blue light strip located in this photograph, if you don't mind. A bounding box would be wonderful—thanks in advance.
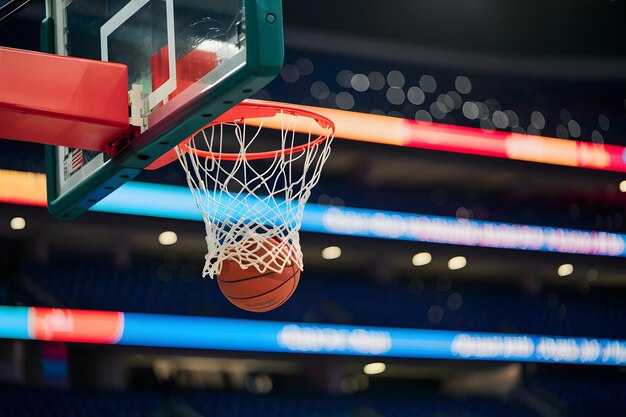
[93,182,203,221]
[121,314,626,365]
[2,305,626,366]
[92,182,626,257]
[0,306,29,340]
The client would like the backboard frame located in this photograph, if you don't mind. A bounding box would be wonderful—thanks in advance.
[42,0,284,219]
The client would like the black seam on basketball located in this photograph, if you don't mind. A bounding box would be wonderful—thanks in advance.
[220,270,299,300]
[249,264,299,311]
[217,269,277,283]
[284,264,299,299]
[267,265,299,310]
[221,273,295,300]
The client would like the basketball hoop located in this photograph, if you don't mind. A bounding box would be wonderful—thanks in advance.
[176,100,335,278]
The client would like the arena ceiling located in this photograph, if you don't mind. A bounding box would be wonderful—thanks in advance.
[284,0,626,59]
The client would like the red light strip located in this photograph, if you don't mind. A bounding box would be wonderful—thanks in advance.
[0,169,46,206]
[27,307,123,344]
[259,101,626,172]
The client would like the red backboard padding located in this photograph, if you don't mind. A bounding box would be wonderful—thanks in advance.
[0,47,129,152]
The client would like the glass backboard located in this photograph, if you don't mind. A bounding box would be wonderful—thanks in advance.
[43,0,283,219]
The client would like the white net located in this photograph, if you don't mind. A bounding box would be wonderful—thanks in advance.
[176,103,334,278]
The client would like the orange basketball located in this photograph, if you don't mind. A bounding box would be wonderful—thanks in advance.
[217,240,301,312]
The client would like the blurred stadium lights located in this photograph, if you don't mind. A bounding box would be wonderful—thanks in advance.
[158,231,178,246]
[447,256,467,270]
[1,171,625,258]
[620,180,626,192]
[244,374,273,394]
[340,375,369,394]
[557,263,574,277]
[363,362,386,375]
[9,216,25,230]
[4,305,626,366]
[322,246,342,260]
[253,101,626,173]
[412,252,432,266]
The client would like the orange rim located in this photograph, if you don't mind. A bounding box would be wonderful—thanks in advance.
[179,100,335,161]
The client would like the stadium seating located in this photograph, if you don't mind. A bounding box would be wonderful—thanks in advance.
[0,384,537,417]
[16,254,625,338]
[5,379,626,417]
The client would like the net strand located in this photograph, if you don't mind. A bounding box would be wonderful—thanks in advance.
[177,109,333,278]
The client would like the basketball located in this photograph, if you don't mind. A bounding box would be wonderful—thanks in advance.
[217,241,301,312]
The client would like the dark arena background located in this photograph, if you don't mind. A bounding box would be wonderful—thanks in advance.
[2,1,626,416]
